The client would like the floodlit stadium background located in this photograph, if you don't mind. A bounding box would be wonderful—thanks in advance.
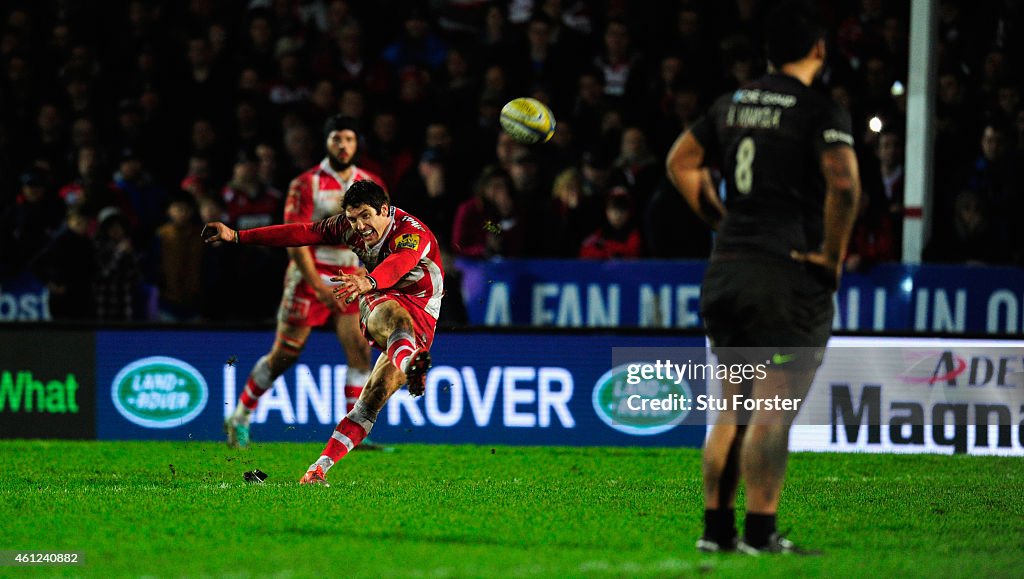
[2,3,1023,454]
[2,2,1022,576]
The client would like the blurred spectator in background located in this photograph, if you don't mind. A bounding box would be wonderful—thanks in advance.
[111,99,148,162]
[313,22,391,98]
[181,154,214,201]
[32,207,96,320]
[69,117,99,154]
[594,19,644,107]
[967,124,1013,204]
[154,193,203,322]
[232,96,269,154]
[27,103,64,177]
[436,248,468,328]
[860,129,905,258]
[580,147,613,199]
[571,68,607,145]
[858,55,895,121]
[180,35,231,122]
[360,110,414,192]
[508,148,543,207]
[925,189,1006,265]
[221,148,283,230]
[845,193,898,272]
[978,48,1009,106]
[0,170,65,275]
[188,119,229,184]
[716,35,759,95]
[837,0,886,71]
[268,49,312,107]
[539,167,597,257]
[196,195,236,320]
[113,147,167,247]
[613,126,659,207]
[338,87,368,125]
[382,6,448,72]
[282,123,317,178]
[435,48,478,132]
[494,131,527,173]
[255,142,286,193]
[881,14,909,78]
[514,15,570,103]
[482,63,511,104]
[239,9,276,79]
[480,3,515,68]
[0,0,1017,323]
[396,148,456,248]
[452,165,524,258]
[580,187,642,259]
[308,79,339,131]
[667,6,709,81]
[395,65,434,143]
[964,124,1015,246]
[422,120,471,195]
[93,208,142,321]
[59,146,132,223]
[463,92,504,171]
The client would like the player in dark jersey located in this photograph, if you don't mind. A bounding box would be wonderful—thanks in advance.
[667,0,860,555]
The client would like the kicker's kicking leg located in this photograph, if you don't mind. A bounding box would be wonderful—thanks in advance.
[365,300,432,396]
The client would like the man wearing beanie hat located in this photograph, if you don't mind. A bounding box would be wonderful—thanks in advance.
[224,115,385,449]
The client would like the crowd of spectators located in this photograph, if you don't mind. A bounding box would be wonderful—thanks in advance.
[1,0,1022,322]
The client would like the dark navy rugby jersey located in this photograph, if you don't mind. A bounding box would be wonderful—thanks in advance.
[690,73,853,259]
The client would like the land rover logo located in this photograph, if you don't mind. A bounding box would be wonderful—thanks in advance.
[592,363,691,435]
[111,356,208,428]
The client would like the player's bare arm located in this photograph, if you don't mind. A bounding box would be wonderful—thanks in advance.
[791,146,861,287]
[667,131,727,229]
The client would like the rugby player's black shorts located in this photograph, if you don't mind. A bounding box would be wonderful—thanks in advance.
[700,257,834,370]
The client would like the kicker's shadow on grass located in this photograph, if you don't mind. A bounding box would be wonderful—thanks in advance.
[274,527,597,550]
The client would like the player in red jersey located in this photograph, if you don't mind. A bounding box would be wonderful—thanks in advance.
[204,180,442,484]
[223,115,385,448]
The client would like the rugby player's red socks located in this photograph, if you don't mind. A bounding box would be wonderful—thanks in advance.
[386,330,417,373]
[344,385,363,413]
[344,368,370,413]
[311,402,377,474]
[322,416,368,463]
[239,355,274,411]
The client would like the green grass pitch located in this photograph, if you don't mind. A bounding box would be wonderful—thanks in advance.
[0,441,1020,577]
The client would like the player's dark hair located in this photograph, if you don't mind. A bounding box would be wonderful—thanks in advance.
[342,180,389,213]
[323,114,360,143]
[765,0,825,68]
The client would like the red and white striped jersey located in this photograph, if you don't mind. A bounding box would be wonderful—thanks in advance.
[240,206,445,320]
[284,159,384,270]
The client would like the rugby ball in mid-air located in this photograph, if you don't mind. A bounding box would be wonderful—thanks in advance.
[500,97,556,144]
